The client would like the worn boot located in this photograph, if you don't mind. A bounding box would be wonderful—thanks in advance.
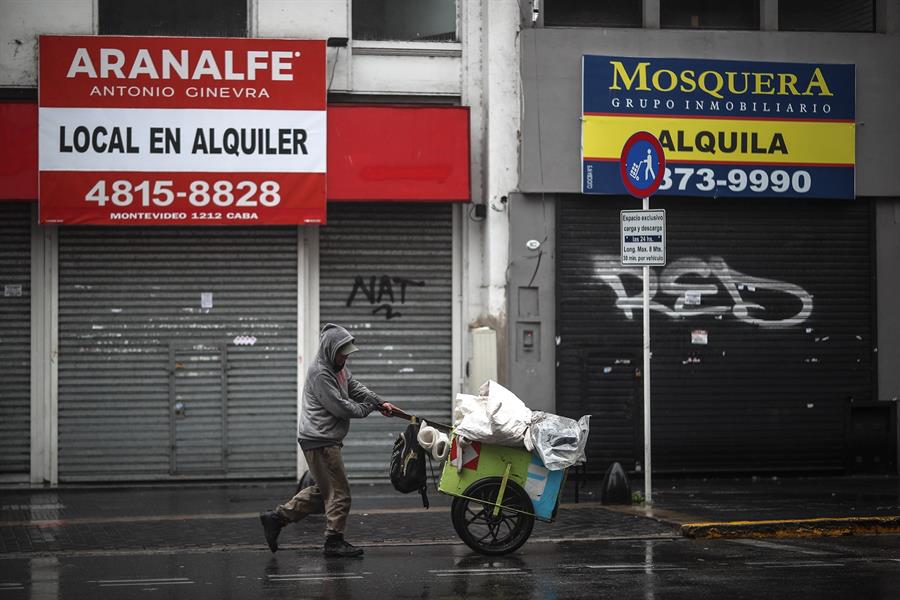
[260,510,288,553]
[323,533,364,558]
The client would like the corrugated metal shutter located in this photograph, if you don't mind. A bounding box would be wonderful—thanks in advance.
[779,0,875,32]
[0,202,32,476]
[558,196,874,474]
[58,227,297,481]
[170,343,227,475]
[319,203,453,479]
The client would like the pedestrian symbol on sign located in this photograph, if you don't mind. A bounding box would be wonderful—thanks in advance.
[629,149,657,182]
[642,149,656,179]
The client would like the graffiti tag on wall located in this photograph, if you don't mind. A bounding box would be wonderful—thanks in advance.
[593,255,813,328]
[346,275,425,320]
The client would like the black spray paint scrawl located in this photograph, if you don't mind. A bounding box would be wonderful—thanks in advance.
[346,275,425,320]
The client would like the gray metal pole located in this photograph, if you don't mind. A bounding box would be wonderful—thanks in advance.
[642,195,652,505]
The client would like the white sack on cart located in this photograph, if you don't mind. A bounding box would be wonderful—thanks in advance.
[526,412,591,470]
[453,380,533,446]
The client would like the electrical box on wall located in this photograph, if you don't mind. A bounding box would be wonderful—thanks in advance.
[467,327,498,394]
[516,322,540,362]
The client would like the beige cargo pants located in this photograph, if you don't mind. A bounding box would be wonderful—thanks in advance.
[275,445,352,536]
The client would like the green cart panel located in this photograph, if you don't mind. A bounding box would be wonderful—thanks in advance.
[439,439,533,495]
[439,437,565,521]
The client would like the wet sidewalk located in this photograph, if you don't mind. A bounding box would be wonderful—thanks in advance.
[0,480,671,557]
[2,474,899,557]
[587,474,900,539]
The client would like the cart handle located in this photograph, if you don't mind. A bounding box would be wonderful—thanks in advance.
[389,407,452,433]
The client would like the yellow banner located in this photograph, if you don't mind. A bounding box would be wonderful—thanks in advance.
[583,115,855,165]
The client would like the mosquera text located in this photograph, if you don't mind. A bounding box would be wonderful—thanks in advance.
[608,60,833,100]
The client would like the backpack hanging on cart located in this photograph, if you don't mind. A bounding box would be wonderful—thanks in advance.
[390,421,429,508]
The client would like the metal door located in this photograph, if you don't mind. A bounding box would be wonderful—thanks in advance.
[319,202,454,478]
[170,344,227,475]
[0,202,31,476]
[558,196,875,473]
[58,226,298,481]
[561,352,641,471]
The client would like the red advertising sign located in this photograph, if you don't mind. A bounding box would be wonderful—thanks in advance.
[38,35,326,225]
[0,103,38,200]
[327,105,470,202]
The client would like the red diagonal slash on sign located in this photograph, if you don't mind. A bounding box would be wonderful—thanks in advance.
[448,439,481,470]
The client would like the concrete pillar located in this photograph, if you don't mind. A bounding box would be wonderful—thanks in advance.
[643,0,660,29]
[30,218,58,485]
[483,0,517,320]
[878,0,900,34]
[460,0,519,385]
[761,0,778,31]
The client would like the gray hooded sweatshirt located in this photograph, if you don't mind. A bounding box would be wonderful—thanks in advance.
[297,323,384,449]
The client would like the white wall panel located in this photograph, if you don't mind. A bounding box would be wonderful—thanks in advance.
[0,0,93,87]
[352,44,461,96]
[256,0,348,39]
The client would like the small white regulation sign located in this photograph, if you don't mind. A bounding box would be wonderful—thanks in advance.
[621,209,666,266]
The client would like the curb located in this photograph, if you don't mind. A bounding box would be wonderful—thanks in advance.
[680,515,900,539]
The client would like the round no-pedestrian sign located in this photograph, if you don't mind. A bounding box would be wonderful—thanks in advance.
[620,132,666,199]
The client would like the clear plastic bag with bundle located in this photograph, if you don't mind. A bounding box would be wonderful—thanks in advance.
[525,412,591,471]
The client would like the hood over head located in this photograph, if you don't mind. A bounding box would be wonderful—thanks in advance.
[318,323,356,369]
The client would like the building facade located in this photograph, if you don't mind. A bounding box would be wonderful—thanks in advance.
[0,0,520,484]
[508,0,900,475]
[4,0,898,485]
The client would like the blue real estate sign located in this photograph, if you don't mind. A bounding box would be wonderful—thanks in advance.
[582,55,856,199]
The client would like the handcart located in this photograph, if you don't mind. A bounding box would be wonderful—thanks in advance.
[392,409,567,556]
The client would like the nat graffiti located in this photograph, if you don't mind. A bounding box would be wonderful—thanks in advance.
[346,276,425,320]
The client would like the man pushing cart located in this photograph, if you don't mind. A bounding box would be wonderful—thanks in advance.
[389,381,590,555]
[259,323,589,557]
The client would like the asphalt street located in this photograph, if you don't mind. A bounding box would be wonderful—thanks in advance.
[2,535,899,599]
[2,476,899,598]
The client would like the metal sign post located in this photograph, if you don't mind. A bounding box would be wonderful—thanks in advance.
[619,132,666,505]
[643,195,651,506]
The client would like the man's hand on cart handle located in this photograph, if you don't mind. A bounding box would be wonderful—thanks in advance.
[385,406,452,432]
[378,402,399,417]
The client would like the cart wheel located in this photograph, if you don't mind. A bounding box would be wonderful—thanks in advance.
[450,477,535,556]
